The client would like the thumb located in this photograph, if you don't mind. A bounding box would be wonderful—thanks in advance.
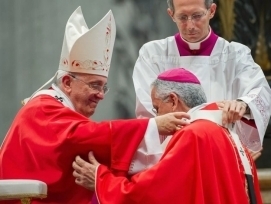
[88,151,100,165]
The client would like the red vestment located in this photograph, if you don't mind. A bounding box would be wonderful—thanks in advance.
[0,95,149,204]
[95,117,262,203]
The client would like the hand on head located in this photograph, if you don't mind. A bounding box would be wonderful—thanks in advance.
[72,152,100,191]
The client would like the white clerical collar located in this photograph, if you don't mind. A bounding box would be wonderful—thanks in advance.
[187,103,223,126]
[181,27,211,50]
[51,83,75,110]
[24,83,76,110]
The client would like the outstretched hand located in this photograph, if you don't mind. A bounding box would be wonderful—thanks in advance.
[72,151,100,191]
[155,112,190,135]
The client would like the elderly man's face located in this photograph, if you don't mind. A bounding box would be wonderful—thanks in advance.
[150,87,174,116]
[67,73,107,118]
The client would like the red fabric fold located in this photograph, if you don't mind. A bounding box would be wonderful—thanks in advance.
[95,119,262,204]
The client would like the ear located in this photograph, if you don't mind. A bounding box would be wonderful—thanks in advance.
[167,8,176,22]
[169,92,180,111]
[209,3,217,19]
[61,75,73,94]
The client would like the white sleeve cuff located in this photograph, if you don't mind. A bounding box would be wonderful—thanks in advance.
[128,118,163,175]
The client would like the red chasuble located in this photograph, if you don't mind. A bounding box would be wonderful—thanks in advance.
[0,95,149,204]
[95,114,262,203]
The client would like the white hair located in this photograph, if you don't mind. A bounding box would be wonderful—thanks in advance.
[55,70,71,86]
[151,79,207,108]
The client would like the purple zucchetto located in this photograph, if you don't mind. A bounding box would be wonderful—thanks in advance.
[157,68,201,84]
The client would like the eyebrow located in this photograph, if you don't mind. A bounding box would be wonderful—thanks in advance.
[177,11,203,16]
[86,79,107,85]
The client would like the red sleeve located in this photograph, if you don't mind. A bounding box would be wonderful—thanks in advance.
[40,96,149,171]
[0,95,149,203]
[109,119,150,172]
[95,120,262,204]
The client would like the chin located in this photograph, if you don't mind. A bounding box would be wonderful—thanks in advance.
[81,109,95,118]
[187,36,201,43]
[87,110,95,117]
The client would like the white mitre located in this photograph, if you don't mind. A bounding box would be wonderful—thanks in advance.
[23,6,116,104]
[59,6,116,77]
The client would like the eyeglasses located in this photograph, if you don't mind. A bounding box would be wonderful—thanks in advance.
[69,74,109,95]
[176,9,209,24]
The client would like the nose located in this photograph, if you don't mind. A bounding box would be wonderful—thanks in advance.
[186,21,195,32]
[186,18,195,27]
[95,91,105,100]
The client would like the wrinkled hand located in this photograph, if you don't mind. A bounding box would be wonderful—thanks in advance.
[72,152,100,191]
[155,112,190,135]
[248,148,263,161]
[217,100,248,125]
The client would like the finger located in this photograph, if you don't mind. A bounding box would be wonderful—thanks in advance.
[173,112,191,120]
[234,106,245,122]
[72,170,81,178]
[228,101,239,123]
[75,177,82,185]
[252,152,261,161]
[173,113,191,126]
[75,156,87,167]
[181,118,190,125]
[216,101,225,109]
[230,102,241,122]
[237,101,246,117]
[175,125,183,131]
[88,151,100,166]
[175,118,190,126]
[248,148,263,161]
[232,102,246,122]
[72,161,82,172]
[222,101,230,125]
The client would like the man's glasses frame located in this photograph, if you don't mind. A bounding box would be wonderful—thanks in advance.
[69,74,109,95]
[176,9,209,24]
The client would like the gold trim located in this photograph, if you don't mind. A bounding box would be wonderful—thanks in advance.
[0,193,46,200]
[21,198,31,204]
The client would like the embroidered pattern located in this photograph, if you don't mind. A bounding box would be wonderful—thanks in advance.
[247,94,268,127]
[223,129,252,203]
[54,96,64,102]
